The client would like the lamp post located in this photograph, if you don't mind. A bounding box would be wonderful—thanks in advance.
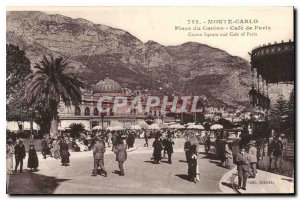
[101,113,105,131]
[100,106,107,131]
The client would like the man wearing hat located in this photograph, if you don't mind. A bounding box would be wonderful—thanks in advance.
[248,140,258,178]
[269,135,283,173]
[235,146,250,190]
[41,136,48,159]
[164,133,175,164]
[14,139,26,173]
[114,138,127,176]
[92,137,107,177]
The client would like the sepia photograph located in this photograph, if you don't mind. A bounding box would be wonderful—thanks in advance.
[5,6,295,194]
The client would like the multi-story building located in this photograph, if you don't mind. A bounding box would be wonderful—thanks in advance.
[57,74,161,130]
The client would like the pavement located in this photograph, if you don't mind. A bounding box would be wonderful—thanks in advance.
[219,166,294,194]
[7,139,230,194]
[7,138,294,194]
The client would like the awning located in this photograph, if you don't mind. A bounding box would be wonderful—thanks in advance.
[187,124,205,130]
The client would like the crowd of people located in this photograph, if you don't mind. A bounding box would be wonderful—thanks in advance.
[40,136,71,166]
[6,127,287,191]
[92,136,128,177]
[229,134,285,191]
[234,140,257,190]
[6,128,203,181]
[152,132,175,164]
[90,129,203,183]
[6,139,38,174]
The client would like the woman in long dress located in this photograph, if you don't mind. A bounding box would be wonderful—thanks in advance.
[60,140,70,166]
[152,137,163,164]
[27,144,39,171]
[225,140,233,169]
[6,139,14,175]
[76,139,88,151]
[188,135,200,183]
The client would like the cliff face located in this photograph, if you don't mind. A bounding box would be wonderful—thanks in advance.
[7,11,256,108]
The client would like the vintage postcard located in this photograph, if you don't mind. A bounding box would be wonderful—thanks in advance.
[6,7,294,194]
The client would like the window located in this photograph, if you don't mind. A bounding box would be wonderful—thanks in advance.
[84,107,90,116]
[94,107,99,116]
[75,106,81,115]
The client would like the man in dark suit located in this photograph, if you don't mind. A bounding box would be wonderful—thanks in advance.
[164,133,175,164]
[152,136,163,164]
[184,137,193,178]
[41,137,48,159]
[114,138,127,176]
[111,131,117,151]
[235,146,250,190]
[14,139,26,173]
[91,138,107,177]
[269,136,283,173]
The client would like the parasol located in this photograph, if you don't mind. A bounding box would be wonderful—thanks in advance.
[92,125,102,130]
[187,124,205,130]
[210,124,223,130]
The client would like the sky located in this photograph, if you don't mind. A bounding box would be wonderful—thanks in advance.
[7,7,294,60]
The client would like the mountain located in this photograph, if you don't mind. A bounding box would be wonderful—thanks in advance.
[6,11,261,108]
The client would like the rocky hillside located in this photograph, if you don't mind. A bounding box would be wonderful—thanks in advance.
[7,11,256,108]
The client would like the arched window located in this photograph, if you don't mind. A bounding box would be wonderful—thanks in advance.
[75,106,81,115]
[94,107,99,116]
[84,107,90,116]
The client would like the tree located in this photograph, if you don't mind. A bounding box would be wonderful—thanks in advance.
[287,89,294,125]
[69,123,85,138]
[6,95,32,121]
[6,44,32,99]
[6,44,32,121]
[33,100,53,137]
[24,56,85,136]
[284,89,295,139]
[196,113,205,124]
[269,94,289,133]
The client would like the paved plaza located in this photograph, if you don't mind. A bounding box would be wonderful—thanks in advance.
[7,139,294,194]
[219,168,294,194]
[8,139,230,194]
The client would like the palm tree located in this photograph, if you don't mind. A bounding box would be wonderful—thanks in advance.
[25,56,84,136]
